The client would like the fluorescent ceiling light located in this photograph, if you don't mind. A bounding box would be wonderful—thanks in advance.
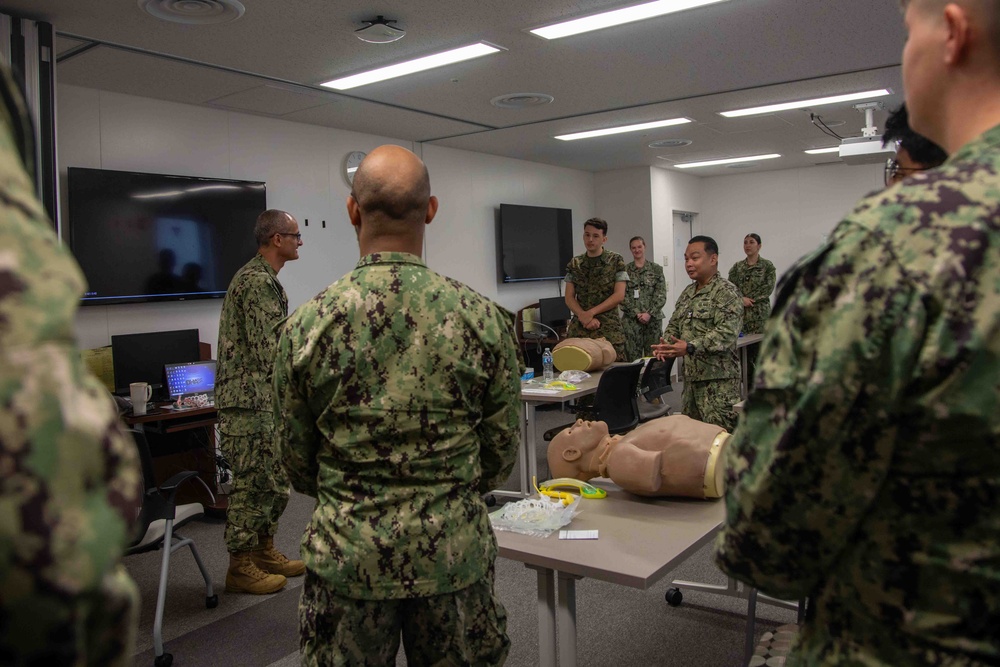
[719,89,892,118]
[674,154,781,169]
[531,0,732,40]
[804,147,841,155]
[555,117,691,141]
[321,43,502,90]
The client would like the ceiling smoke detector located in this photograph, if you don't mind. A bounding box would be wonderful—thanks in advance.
[355,16,405,43]
[648,139,692,148]
[138,0,245,24]
[490,93,554,109]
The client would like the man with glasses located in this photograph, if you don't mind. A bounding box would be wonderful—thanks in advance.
[883,103,948,186]
[217,209,305,594]
[716,0,1000,663]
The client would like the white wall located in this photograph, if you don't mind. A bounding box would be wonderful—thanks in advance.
[650,167,703,313]
[593,167,652,258]
[421,144,594,313]
[699,162,883,282]
[58,85,594,350]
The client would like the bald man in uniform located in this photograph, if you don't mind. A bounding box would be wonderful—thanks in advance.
[274,145,520,666]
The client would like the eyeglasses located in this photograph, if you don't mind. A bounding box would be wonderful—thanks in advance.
[884,158,930,186]
[275,232,302,241]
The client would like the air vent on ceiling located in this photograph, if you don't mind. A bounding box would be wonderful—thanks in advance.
[648,139,692,148]
[139,0,246,25]
[490,93,554,109]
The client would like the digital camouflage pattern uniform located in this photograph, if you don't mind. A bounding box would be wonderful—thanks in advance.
[273,252,521,666]
[664,272,742,432]
[0,66,142,666]
[727,256,776,386]
[565,250,629,360]
[216,253,290,553]
[727,256,776,334]
[622,259,667,361]
[715,125,1000,666]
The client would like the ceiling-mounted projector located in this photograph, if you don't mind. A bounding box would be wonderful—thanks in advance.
[355,16,405,43]
[840,135,896,165]
[839,101,896,165]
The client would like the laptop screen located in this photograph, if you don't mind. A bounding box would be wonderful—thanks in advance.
[164,360,217,399]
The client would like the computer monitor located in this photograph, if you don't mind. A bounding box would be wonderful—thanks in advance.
[164,360,217,399]
[538,296,571,328]
[111,329,201,396]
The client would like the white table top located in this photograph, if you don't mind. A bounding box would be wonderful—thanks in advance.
[737,333,764,348]
[495,483,725,589]
[520,369,603,403]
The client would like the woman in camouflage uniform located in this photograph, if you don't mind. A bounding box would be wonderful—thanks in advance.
[727,233,776,385]
[622,236,666,361]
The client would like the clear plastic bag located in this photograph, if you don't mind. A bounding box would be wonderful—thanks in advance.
[558,370,591,384]
[489,495,581,538]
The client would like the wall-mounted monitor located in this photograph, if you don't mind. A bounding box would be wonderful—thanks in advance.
[66,167,266,306]
[497,204,574,283]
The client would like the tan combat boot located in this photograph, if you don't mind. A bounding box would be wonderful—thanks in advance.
[250,535,306,577]
[225,552,287,594]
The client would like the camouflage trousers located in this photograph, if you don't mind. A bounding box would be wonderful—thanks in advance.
[0,564,137,667]
[622,317,663,362]
[682,377,740,433]
[299,567,510,667]
[220,411,291,553]
[567,316,626,361]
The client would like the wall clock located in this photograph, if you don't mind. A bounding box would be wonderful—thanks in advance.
[343,151,366,186]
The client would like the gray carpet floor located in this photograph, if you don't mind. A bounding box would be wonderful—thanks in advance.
[128,384,796,667]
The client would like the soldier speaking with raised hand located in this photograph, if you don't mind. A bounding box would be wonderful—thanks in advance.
[716,1,1000,664]
[273,145,521,666]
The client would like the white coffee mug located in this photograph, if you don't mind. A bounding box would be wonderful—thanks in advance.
[130,382,153,416]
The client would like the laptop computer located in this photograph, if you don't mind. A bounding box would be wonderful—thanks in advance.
[164,360,217,405]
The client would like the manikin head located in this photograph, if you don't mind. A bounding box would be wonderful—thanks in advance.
[548,419,612,480]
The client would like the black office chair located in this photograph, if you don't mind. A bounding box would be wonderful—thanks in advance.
[542,361,645,441]
[638,356,674,422]
[126,429,218,667]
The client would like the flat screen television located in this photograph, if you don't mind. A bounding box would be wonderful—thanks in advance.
[66,167,266,305]
[497,204,574,283]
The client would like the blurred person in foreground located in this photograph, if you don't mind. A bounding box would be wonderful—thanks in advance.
[0,65,141,665]
[274,145,521,665]
[715,1,1000,664]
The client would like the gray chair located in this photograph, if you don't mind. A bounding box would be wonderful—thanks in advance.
[126,429,218,667]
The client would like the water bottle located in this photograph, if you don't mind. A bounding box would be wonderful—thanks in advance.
[542,348,554,382]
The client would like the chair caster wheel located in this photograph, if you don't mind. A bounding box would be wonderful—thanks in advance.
[154,652,173,667]
[665,587,683,607]
[206,594,219,608]
[484,494,497,507]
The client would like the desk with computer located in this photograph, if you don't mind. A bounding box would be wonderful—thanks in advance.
[518,296,572,374]
[112,328,226,513]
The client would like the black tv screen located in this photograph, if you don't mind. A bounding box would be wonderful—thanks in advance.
[497,204,574,283]
[66,168,266,305]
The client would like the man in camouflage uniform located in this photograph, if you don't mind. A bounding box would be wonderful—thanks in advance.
[653,236,742,432]
[274,145,520,666]
[622,235,667,361]
[217,208,305,594]
[727,232,776,385]
[715,1,1000,664]
[564,217,629,360]
[0,65,142,665]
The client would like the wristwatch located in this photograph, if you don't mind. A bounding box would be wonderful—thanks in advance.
[686,342,696,356]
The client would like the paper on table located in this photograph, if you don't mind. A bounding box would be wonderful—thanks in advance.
[559,530,599,540]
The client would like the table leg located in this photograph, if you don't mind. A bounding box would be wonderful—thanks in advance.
[740,345,749,399]
[526,402,538,493]
[557,572,581,667]
[535,567,557,667]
